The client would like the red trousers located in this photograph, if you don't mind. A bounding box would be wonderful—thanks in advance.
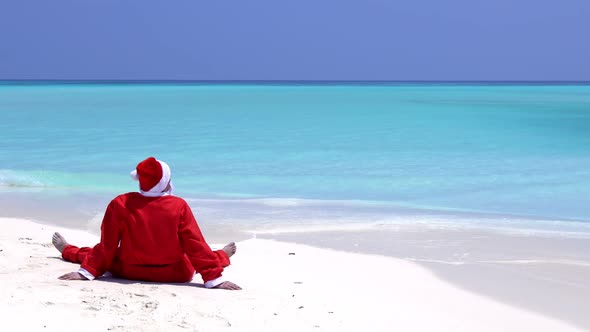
[62,245,230,283]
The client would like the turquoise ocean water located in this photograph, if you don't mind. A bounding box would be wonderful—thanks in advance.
[1,83,589,235]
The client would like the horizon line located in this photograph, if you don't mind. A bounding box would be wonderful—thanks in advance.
[1,79,590,86]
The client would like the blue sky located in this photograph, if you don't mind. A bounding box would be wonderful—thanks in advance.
[0,0,588,81]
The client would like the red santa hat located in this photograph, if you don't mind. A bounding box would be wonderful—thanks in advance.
[130,157,171,194]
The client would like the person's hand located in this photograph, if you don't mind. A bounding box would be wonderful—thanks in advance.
[58,272,88,280]
[214,281,241,290]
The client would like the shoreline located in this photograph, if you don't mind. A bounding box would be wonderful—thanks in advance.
[1,217,587,331]
[1,190,589,241]
[260,227,590,330]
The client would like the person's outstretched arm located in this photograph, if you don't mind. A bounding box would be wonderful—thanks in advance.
[59,200,122,280]
[178,203,241,290]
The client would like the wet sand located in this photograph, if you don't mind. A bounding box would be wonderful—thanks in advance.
[260,225,590,330]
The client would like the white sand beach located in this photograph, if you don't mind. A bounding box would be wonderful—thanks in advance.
[0,217,585,332]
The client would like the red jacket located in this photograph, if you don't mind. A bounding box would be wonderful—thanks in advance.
[81,193,226,283]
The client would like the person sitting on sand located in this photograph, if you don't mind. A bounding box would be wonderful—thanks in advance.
[52,156,241,290]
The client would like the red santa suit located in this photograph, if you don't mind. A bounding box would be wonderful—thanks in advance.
[61,157,229,288]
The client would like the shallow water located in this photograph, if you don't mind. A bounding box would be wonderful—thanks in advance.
[1,83,589,233]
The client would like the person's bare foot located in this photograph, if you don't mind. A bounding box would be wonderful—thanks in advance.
[223,242,237,258]
[52,232,68,253]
